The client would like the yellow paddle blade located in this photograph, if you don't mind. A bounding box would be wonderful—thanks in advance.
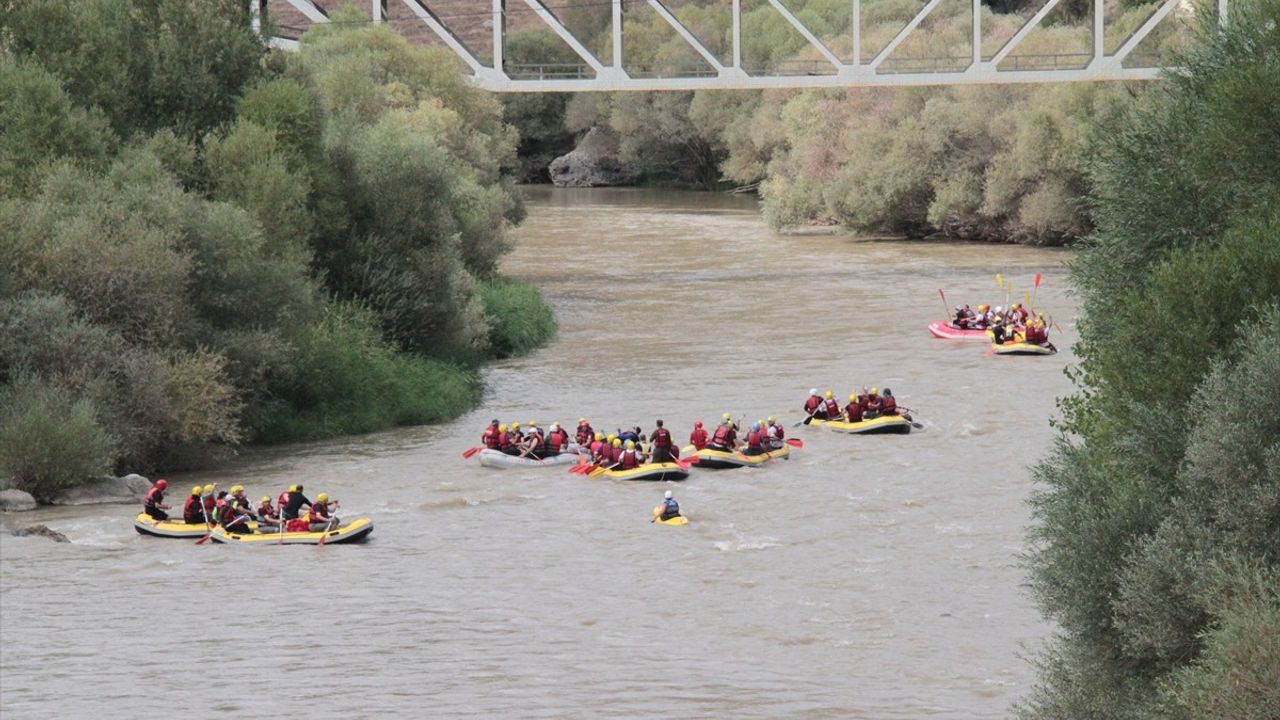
[1024,292,1032,306]
[588,467,606,477]
[995,273,1003,288]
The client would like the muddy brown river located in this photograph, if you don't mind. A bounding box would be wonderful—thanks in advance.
[1,187,1076,718]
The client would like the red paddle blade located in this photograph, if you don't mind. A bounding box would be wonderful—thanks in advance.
[1034,272,1042,288]
[196,533,212,545]
[462,447,481,459]
[683,455,700,464]
[785,438,804,448]
[938,288,945,300]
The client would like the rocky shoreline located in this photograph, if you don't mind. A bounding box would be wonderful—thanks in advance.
[0,473,152,512]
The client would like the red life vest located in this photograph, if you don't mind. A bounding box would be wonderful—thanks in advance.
[846,403,862,422]
[144,486,164,507]
[482,425,500,449]
[258,503,276,520]
[619,450,640,469]
[711,424,732,447]
[689,428,708,449]
[746,429,762,450]
[286,518,310,532]
[203,497,217,517]
[824,398,841,416]
[865,396,883,412]
[610,446,623,462]
[183,495,202,519]
[576,425,594,446]
[882,396,898,415]
[652,428,672,447]
[277,491,290,509]
[308,501,331,523]
[773,424,784,440]
[803,396,821,413]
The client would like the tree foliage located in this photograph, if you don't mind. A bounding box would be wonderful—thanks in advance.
[1020,2,1280,717]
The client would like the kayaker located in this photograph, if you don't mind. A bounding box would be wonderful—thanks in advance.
[281,484,312,521]
[575,418,594,447]
[708,418,737,452]
[881,388,899,416]
[219,492,254,534]
[143,479,170,521]
[803,388,822,418]
[616,440,643,470]
[481,419,501,450]
[765,417,783,449]
[308,492,340,532]
[689,421,708,450]
[650,420,674,463]
[864,388,884,419]
[743,423,765,456]
[257,496,281,528]
[845,394,863,422]
[183,486,206,524]
[656,490,680,522]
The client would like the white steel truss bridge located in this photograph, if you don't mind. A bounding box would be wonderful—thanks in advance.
[252,0,1228,92]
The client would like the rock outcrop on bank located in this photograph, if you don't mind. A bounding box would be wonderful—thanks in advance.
[0,489,38,512]
[10,524,70,543]
[549,127,640,188]
[46,474,151,506]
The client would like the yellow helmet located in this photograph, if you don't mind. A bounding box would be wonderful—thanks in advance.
[528,420,537,427]
[289,484,298,492]
[317,493,329,502]
[722,412,731,421]
[512,422,521,429]
[203,484,215,495]
[607,433,617,441]
[757,419,766,428]
[612,438,622,448]
[625,440,635,449]
[1012,303,1021,309]
[849,394,857,401]
[192,485,203,495]
[260,496,271,504]
[870,387,879,394]
[230,484,243,494]
[594,432,603,441]
[824,391,833,399]
[767,416,776,424]
[498,424,507,432]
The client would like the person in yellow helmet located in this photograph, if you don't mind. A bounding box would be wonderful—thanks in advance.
[616,440,644,470]
[218,488,255,534]
[183,485,206,524]
[765,416,783,449]
[864,387,884,419]
[609,437,624,465]
[845,393,864,423]
[501,422,523,455]
[280,484,312,522]
[200,484,218,523]
[820,391,841,420]
[257,495,280,528]
[307,492,340,532]
[990,313,1013,345]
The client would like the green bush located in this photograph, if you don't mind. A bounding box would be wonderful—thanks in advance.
[479,278,557,359]
[252,304,480,443]
[0,375,115,500]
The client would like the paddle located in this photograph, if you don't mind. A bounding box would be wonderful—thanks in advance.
[785,438,804,448]
[462,447,482,459]
[938,288,950,322]
[195,485,219,545]
[1031,272,1042,308]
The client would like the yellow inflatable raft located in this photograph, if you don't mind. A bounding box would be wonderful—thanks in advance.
[992,341,1057,355]
[589,463,689,481]
[685,445,790,468]
[134,513,257,538]
[209,517,374,545]
[808,415,912,435]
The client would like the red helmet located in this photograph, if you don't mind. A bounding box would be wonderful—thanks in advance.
[694,421,703,428]
[156,479,168,490]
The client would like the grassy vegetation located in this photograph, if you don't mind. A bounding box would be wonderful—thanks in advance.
[479,278,558,360]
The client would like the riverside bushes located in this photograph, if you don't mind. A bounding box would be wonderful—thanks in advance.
[1019,2,1280,717]
[0,1,554,490]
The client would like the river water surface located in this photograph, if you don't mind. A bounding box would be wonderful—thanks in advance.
[1,188,1076,719]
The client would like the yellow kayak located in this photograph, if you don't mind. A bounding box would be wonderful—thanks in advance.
[809,415,912,435]
[209,517,374,545]
[992,341,1057,355]
[133,513,257,538]
[688,445,790,469]
[589,463,689,481]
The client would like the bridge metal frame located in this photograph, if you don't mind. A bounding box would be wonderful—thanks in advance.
[252,0,1229,91]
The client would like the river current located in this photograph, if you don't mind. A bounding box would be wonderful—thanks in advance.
[1,187,1076,718]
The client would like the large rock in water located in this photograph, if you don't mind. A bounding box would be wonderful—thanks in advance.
[0,489,37,512]
[548,127,639,188]
[47,474,151,506]
[11,524,70,543]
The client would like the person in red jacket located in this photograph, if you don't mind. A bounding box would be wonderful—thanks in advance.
[708,419,737,451]
[143,479,170,520]
[481,419,501,450]
[201,484,217,523]
[521,422,545,459]
[822,391,841,420]
[218,493,254,534]
[615,441,643,470]
[803,388,822,418]
[609,438,624,464]
[743,422,765,456]
[864,388,884,419]
[881,388,899,416]
[182,486,206,524]
[499,423,518,454]
[544,422,569,457]
[649,419,675,463]
[257,496,281,529]
[308,492,340,532]
[590,433,609,464]
[845,394,863,422]
[575,418,594,448]
[689,421,709,450]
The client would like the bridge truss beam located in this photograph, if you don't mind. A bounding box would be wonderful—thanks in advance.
[257,0,1222,92]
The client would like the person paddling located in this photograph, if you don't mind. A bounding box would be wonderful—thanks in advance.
[307,493,340,532]
[614,440,643,470]
[765,417,783,449]
[547,422,570,456]
[201,485,218,523]
[183,486,206,524]
[743,422,765,456]
[845,393,863,422]
[257,496,281,529]
[708,417,737,452]
[864,388,884,419]
[281,484,312,521]
[650,420,675,463]
[655,490,680,522]
[481,419,501,450]
[143,479,170,521]
[219,492,254,534]
[881,388,899,416]
[575,418,594,448]
[689,421,708,450]
[803,388,822,418]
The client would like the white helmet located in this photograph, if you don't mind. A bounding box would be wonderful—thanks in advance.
[995,305,1004,313]
[664,490,673,499]
[809,388,818,396]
